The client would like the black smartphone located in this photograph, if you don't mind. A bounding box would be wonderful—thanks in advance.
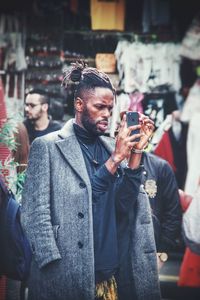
[126,111,140,141]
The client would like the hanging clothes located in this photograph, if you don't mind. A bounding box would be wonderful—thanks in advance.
[184,112,200,197]
[90,0,125,31]
[128,91,144,113]
[178,247,200,287]
[116,41,181,94]
[180,15,200,61]
[109,91,144,138]
[153,130,176,171]
[181,79,200,123]
[109,92,130,138]
[180,80,200,196]
[154,121,188,189]
[142,0,171,33]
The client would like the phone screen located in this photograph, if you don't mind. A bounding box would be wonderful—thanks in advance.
[126,111,140,141]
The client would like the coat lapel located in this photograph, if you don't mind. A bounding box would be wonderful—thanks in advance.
[55,119,91,186]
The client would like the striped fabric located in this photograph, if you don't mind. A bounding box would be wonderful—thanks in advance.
[95,276,118,300]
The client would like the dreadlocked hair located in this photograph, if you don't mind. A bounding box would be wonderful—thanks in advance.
[62,60,115,100]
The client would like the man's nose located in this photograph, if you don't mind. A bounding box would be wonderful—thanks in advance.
[103,108,111,118]
[24,105,29,112]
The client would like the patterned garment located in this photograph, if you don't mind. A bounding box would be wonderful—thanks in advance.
[95,276,118,300]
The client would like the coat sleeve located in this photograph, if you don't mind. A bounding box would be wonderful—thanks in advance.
[158,161,182,252]
[21,138,61,269]
[115,167,142,215]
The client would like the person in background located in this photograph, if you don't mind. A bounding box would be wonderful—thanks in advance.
[178,187,200,299]
[23,89,62,144]
[141,151,183,254]
[12,122,30,174]
[21,62,160,300]
[118,111,183,261]
[0,123,30,300]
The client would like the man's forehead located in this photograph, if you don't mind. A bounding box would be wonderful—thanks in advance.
[26,93,41,103]
[88,87,114,99]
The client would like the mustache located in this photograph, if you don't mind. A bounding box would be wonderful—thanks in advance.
[97,118,108,123]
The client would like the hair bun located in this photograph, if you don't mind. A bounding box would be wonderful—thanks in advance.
[70,68,82,82]
[62,61,87,87]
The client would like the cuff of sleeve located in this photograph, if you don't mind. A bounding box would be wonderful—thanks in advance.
[37,252,62,269]
[97,164,117,183]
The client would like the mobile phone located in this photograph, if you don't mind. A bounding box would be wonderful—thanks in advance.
[126,111,140,141]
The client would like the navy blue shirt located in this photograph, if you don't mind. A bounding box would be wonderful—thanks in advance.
[73,124,142,284]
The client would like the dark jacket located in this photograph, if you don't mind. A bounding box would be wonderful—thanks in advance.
[24,118,62,144]
[141,152,182,252]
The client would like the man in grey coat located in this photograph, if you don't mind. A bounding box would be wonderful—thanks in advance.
[21,62,161,300]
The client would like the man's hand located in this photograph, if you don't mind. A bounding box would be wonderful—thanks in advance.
[134,113,154,150]
[157,252,168,271]
[157,253,164,271]
[112,114,143,163]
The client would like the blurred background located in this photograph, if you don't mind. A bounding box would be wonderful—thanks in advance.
[1,1,200,299]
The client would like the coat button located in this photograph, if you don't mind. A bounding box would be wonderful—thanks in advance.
[78,212,84,219]
[78,241,83,249]
[31,243,35,253]
[79,182,86,188]
[143,171,147,175]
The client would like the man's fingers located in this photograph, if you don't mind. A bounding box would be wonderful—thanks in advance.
[118,113,127,132]
[127,124,141,136]
[142,119,155,128]
[128,132,144,142]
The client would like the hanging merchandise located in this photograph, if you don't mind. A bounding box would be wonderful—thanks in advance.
[109,91,144,138]
[143,97,164,128]
[180,79,200,123]
[179,84,200,192]
[4,73,24,121]
[184,112,200,197]
[25,32,66,119]
[95,53,116,73]
[90,0,125,31]
[0,14,27,72]
[153,110,188,190]
[180,15,200,61]
[115,40,182,94]
[142,0,171,33]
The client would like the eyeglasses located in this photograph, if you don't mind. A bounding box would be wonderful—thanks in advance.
[24,103,41,108]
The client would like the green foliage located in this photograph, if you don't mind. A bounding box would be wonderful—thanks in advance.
[0,117,26,202]
[0,118,18,150]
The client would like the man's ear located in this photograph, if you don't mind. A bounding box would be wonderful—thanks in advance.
[74,97,84,112]
[42,103,48,112]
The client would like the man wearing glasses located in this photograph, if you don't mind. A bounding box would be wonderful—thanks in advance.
[24,89,62,144]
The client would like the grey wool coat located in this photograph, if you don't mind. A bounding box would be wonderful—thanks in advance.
[21,119,161,300]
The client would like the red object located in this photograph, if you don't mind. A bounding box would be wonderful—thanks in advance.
[154,130,176,172]
[0,77,11,166]
[178,248,200,287]
[0,276,7,300]
[0,77,9,300]
[178,189,193,212]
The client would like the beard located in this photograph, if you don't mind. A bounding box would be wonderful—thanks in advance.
[81,107,102,136]
[26,109,43,122]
